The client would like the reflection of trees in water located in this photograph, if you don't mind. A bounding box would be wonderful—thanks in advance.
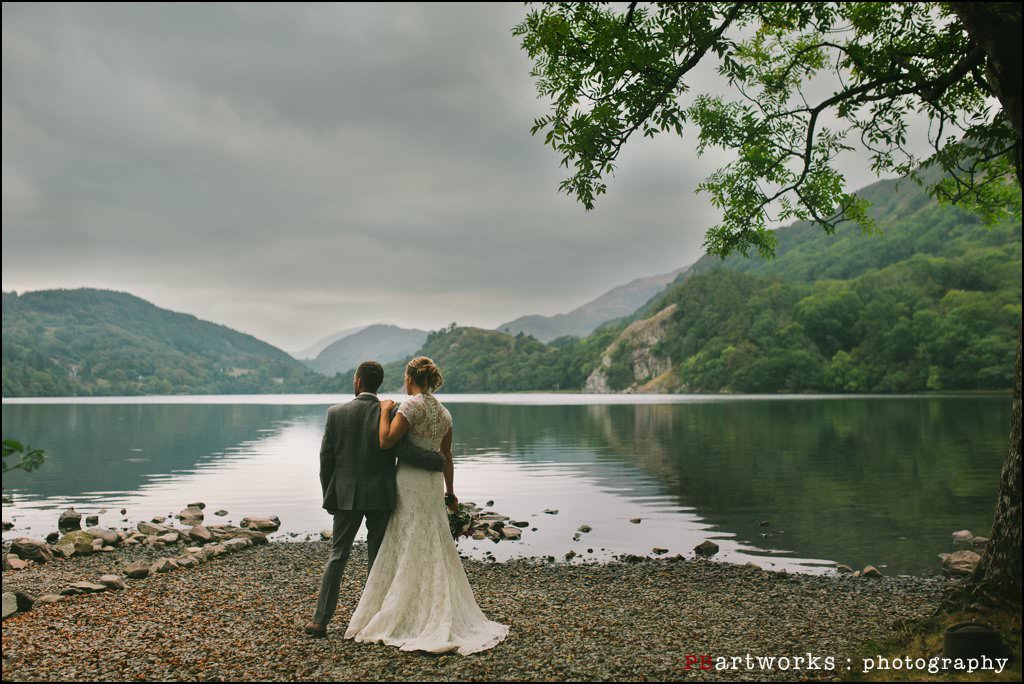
[451,398,1009,573]
[1,404,313,498]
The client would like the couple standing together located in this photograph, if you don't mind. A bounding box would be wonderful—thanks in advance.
[304,356,508,655]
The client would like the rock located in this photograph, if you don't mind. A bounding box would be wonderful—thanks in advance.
[188,525,213,544]
[87,527,118,545]
[972,536,990,547]
[578,525,592,533]
[759,520,770,526]
[125,561,150,579]
[138,521,171,536]
[97,546,116,553]
[35,594,63,605]
[942,550,982,576]
[58,509,82,531]
[120,508,127,515]
[10,538,53,564]
[543,509,559,515]
[630,518,642,524]
[485,529,501,542]
[224,538,252,552]
[150,558,179,574]
[745,562,760,569]
[835,564,854,574]
[2,593,17,619]
[485,500,494,507]
[501,527,522,540]
[187,502,206,510]
[861,565,882,577]
[951,529,974,543]
[99,575,126,590]
[564,550,577,561]
[852,570,862,577]
[472,531,486,540]
[652,548,669,555]
[178,507,204,524]
[91,538,105,551]
[98,509,107,514]
[45,531,60,544]
[68,581,107,594]
[511,521,529,528]
[694,540,720,556]
[11,592,33,613]
[1,520,12,531]
[53,544,75,559]
[320,529,333,540]
[157,532,180,544]
[240,516,280,532]
[8,557,30,570]
[151,516,167,524]
[85,515,99,526]
[214,509,228,517]
[175,556,199,569]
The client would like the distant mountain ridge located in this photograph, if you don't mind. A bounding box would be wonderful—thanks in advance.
[290,325,367,360]
[305,324,428,376]
[497,267,688,342]
[2,289,316,396]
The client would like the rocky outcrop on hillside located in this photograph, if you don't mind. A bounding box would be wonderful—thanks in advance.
[584,304,678,393]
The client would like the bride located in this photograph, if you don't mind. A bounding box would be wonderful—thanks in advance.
[344,356,509,654]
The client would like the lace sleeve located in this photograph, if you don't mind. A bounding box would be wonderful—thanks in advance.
[397,396,421,427]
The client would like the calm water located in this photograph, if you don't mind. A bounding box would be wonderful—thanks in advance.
[1,393,1010,575]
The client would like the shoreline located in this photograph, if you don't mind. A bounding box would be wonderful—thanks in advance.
[2,538,954,681]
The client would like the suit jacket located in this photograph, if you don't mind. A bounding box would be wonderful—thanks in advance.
[319,394,445,512]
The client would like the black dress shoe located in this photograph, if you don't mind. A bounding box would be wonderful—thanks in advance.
[303,622,327,638]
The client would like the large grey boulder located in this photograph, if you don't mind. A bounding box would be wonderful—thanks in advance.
[2,593,18,619]
[60,531,97,555]
[941,550,982,576]
[85,527,119,545]
[58,509,82,532]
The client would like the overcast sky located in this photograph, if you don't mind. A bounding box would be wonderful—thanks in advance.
[2,3,921,351]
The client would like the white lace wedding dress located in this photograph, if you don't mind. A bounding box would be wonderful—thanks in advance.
[345,392,509,654]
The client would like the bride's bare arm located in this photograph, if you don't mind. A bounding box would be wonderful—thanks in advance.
[441,427,455,502]
[378,401,410,450]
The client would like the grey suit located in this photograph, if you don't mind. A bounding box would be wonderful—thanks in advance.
[312,393,444,625]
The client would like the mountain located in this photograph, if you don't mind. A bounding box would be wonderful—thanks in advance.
[2,289,317,396]
[289,325,366,360]
[497,267,688,342]
[305,324,428,376]
[586,174,1021,394]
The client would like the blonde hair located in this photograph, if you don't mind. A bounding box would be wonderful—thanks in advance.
[406,356,443,393]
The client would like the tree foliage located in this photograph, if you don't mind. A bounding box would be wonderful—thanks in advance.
[513,2,1021,258]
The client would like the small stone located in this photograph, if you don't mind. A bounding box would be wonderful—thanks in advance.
[951,529,974,543]
[99,575,126,590]
[1,520,13,531]
[157,532,180,544]
[629,518,642,524]
[188,525,213,544]
[150,558,179,574]
[85,527,119,545]
[91,538,105,551]
[2,593,18,619]
[214,510,228,517]
[472,531,486,540]
[240,516,280,532]
[35,594,63,605]
[175,556,199,569]
[862,565,882,578]
[564,550,577,561]
[511,521,529,528]
[85,515,99,526]
[187,502,206,510]
[178,507,204,523]
[759,520,770,526]
[320,529,333,540]
[68,581,107,593]
[45,531,60,544]
[486,500,494,507]
[53,544,75,559]
[224,538,252,552]
[13,592,35,612]
[652,548,669,555]
[836,564,854,574]
[695,540,720,556]
[151,516,167,524]
[125,561,150,579]
[972,536,989,547]
[120,508,127,515]
[138,521,170,536]
[501,527,522,540]
[578,525,592,533]
[7,558,29,570]
[942,550,981,576]
[58,509,82,532]
[543,509,559,515]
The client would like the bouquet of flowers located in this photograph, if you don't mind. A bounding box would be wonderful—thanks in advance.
[446,494,473,540]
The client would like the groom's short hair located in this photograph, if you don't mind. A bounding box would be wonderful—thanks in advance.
[356,361,384,393]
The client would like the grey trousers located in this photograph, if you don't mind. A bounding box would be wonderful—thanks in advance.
[312,509,391,625]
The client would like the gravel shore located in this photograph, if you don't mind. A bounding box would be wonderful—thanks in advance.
[2,540,953,681]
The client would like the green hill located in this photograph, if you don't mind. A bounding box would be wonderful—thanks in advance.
[2,289,317,396]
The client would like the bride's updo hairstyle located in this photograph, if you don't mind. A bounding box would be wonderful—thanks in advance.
[406,356,444,393]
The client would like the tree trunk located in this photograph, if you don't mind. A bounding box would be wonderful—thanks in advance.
[951,2,1022,610]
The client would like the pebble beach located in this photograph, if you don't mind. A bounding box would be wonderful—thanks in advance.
[2,538,953,681]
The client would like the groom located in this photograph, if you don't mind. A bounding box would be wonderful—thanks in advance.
[304,360,445,638]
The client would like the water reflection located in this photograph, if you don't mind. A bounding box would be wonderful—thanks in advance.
[1,396,1009,575]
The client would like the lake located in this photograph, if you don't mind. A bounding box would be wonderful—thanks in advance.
[1,393,1010,575]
